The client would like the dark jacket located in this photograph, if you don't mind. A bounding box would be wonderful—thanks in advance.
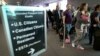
[90,11,100,27]
[53,10,63,22]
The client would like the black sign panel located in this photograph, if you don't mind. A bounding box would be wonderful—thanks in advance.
[2,6,46,56]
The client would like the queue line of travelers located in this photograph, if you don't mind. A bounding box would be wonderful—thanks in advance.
[47,3,100,50]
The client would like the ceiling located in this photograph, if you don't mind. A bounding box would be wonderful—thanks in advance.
[5,0,100,7]
[5,0,61,5]
[6,0,25,5]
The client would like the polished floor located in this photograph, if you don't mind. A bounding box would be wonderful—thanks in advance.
[41,27,100,56]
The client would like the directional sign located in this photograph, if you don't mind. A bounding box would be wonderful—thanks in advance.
[28,48,35,55]
[1,5,47,56]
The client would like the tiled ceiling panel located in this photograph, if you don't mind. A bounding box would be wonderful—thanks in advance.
[26,0,62,6]
[6,0,62,5]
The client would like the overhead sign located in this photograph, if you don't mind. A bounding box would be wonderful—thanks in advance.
[1,5,47,56]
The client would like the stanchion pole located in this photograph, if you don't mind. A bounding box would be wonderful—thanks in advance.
[61,19,65,48]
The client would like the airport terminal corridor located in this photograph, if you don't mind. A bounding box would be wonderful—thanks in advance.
[0,0,100,56]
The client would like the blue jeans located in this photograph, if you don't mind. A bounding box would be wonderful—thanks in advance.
[65,24,72,35]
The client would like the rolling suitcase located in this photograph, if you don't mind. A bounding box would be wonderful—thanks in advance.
[93,28,100,50]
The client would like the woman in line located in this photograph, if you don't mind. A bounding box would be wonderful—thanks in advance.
[72,3,89,50]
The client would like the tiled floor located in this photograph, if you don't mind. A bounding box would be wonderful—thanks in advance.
[40,28,100,56]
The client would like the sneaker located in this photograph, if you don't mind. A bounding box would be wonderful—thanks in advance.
[65,36,70,44]
[77,45,84,50]
[72,43,75,47]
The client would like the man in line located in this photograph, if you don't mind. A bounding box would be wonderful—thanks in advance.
[54,5,63,34]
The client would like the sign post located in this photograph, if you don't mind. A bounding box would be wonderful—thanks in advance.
[0,5,47,56]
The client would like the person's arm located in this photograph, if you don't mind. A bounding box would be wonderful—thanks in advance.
[93,17,100,27]
[53,10,56,21]
[76,11,82,22]
[63,16,65,24]
[62,11,66,24]
[95,16,100,24]
[60,10,63,19]
[93,13,100,27]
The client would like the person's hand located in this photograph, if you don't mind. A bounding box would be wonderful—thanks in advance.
[51,16,53,18]
[93,24,97,27]
[63,22,65,25]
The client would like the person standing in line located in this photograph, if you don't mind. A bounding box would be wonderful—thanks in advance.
[54,5,63,34]
[47,10,54,28]
[89,5,100,45]
[46,10,49,29]
[63,4,73,43]
[72,3,89,50]
[71,7,80,34]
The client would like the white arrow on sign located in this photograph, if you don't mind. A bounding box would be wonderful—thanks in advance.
[28,48,35,55]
